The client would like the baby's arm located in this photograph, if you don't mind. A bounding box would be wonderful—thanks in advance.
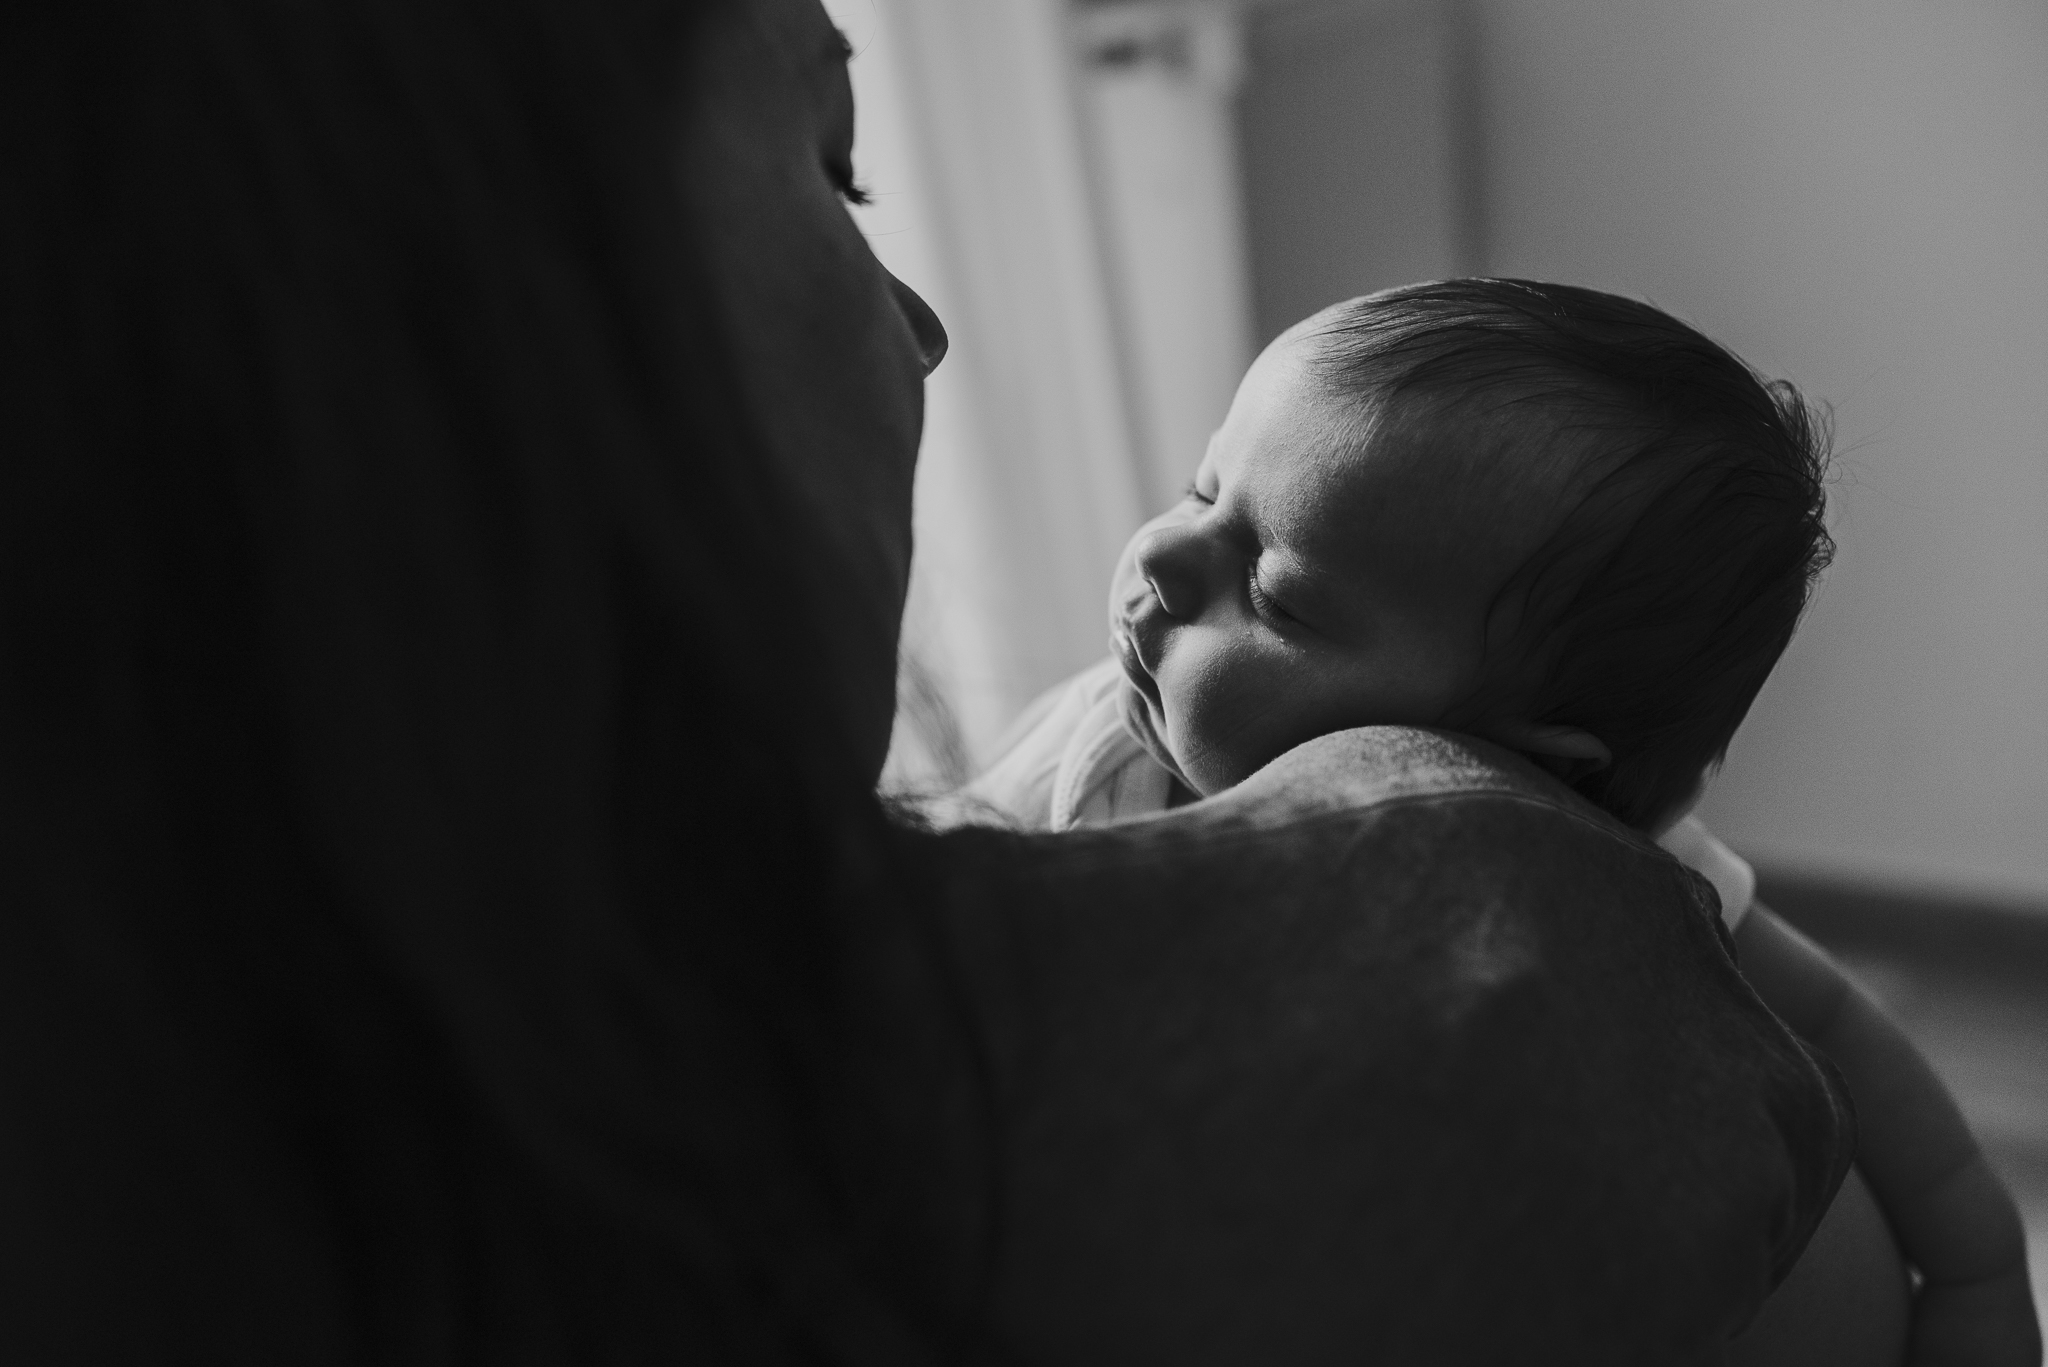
[1737,903,2041,1365]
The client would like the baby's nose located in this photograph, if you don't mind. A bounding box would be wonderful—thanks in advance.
[1135,523,1207,621]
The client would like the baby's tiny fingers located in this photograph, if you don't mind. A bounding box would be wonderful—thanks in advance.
[1907,1272,2042,1367]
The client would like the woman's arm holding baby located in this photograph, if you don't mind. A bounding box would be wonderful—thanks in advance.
[1738,903,2041,1366]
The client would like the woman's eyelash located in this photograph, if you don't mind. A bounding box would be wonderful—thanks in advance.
[829,162,872,206]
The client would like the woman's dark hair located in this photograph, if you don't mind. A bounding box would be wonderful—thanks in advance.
[1312,279,1834,831]
[2,1,970,1359]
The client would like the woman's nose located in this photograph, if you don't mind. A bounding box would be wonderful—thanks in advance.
[1133,518,1216,621]
[888,272,948,377]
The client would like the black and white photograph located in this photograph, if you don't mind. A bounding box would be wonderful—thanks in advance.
[4,0,2043,1361]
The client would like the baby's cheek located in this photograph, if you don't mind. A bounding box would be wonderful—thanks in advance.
[1169,645,1294,790]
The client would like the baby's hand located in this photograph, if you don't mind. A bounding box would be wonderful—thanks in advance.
[1909,1267,2041,1366]
[1896,1150,2041,1366]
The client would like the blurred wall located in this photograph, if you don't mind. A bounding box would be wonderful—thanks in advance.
[1240,0,1477,342]
[1240,0,2048,902]
[1475,0,2048,902]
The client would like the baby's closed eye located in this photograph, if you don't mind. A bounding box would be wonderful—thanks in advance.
[1247,564,1303,625]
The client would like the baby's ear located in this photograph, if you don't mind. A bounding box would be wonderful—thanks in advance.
[1480,719,1611,782]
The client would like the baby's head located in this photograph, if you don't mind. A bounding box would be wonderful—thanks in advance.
[1107,278,1832,831]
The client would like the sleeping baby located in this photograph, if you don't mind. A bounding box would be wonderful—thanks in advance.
[956,280,2037,1363]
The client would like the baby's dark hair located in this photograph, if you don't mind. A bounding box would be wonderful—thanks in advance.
[1310,279,1834,831]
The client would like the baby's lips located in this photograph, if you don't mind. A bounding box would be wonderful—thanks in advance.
[1112,594,1163,647]
[1111,620,1165,707]
[1109,613,1143,664]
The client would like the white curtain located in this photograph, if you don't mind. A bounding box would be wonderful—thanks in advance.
[841,0,1253,790]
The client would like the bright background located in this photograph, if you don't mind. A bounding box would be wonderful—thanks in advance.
[840,0,2048,911]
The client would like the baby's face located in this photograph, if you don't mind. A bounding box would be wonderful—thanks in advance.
[1108,330,1548,796]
